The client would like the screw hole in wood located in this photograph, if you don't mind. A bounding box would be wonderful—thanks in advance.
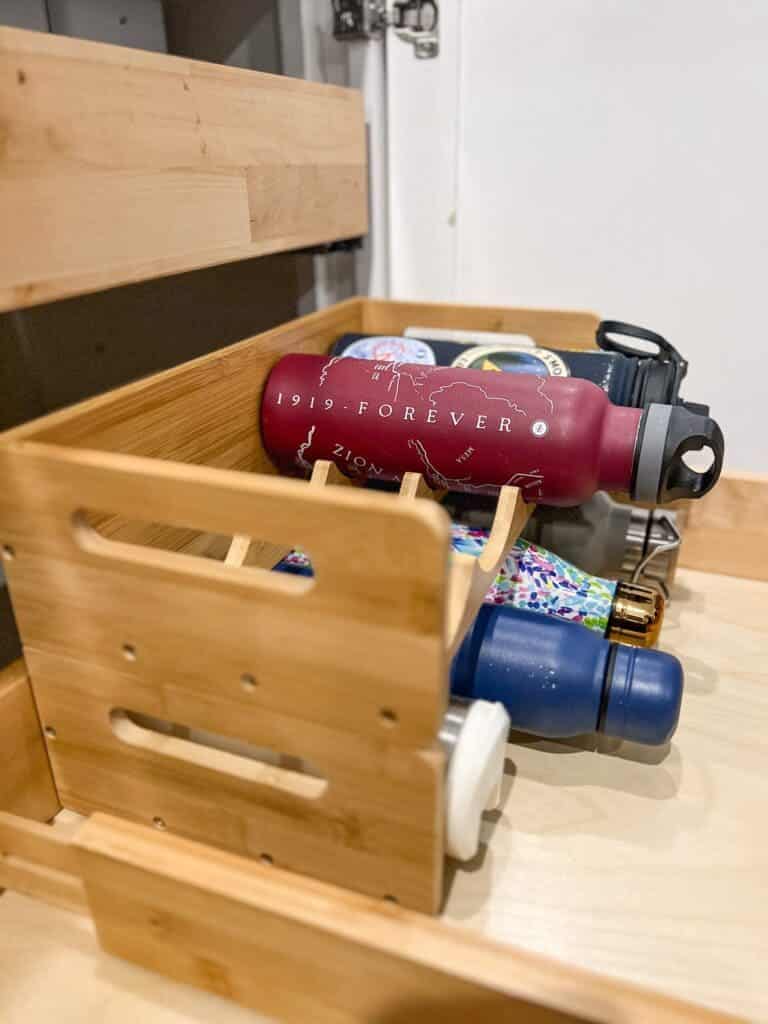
[44,726,57,740]
[1,544,15,561]
[153,816,167,830]
[260,853,273,865]
[122,643,137,662]
[240,673,258,693]
[379,707,398,727]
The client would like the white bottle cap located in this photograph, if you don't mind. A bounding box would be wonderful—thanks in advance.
[444,700,510,861]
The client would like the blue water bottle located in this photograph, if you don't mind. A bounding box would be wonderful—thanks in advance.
[451,605,683,746]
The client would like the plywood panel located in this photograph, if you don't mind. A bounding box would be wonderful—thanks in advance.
[27,647,443,910]
[678,472,768,581]
[0,440,450,911]
[0,810,86,912]
[0,26,367,311]
[0,809,731,1023]
[0,660,59,821]
[76,814,731,1024]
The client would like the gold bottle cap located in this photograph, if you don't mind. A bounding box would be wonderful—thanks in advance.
[607,581,665,648]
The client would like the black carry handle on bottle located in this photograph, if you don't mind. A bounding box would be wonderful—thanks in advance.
[596,320,701,411]
[596,320,688,373]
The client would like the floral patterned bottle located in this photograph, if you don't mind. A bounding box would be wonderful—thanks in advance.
[275,524,663,648]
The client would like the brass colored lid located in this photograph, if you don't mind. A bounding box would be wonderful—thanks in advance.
[607,581,665,648]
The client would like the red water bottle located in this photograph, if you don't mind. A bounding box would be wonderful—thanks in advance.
[261,355,722,506]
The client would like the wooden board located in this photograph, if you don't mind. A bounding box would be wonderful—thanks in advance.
[362,299,601,349]
[0,886,268,1024]
[0,660,59,821]
[678,472,768,581]
[75,813,736,1024]
[0,27,367,312]
[0,811,86,913]
[0,443,455,911]
[0,810,738,1023]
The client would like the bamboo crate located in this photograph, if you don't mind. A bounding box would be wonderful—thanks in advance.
[1,25,766,1024]
[2,296,766,1024]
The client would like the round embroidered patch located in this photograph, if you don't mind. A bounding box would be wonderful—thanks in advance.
[341,336,437,365]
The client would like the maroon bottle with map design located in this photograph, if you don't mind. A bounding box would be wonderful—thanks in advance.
[261,354,723,506]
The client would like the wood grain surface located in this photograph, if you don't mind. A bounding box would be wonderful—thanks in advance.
[0,660,59,821]
[362,299,601,349]
[0,27,367,311]
[0,809,740,1024]
[0,810,86,913]
[444,567,768,1022]
[678,472,768,581]
[0,442,452,911]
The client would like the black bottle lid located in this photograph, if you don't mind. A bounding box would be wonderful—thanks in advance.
[633,404,724,503]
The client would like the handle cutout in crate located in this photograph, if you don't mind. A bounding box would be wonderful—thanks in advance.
[73,508,316,593]
[31,448,450,638]
[223,459,364,568]
[110,709,327,799]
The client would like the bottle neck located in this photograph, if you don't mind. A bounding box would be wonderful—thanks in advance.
[597,405,643,493]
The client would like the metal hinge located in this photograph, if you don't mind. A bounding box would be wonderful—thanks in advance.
[331,1,439,59]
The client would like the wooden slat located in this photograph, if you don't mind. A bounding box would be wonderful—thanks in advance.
[444,485,533,655]
[0,811,87,913]
[0,855,88,914]
[0,660,59,821]
[0,811,80,875]
[0,810,736,1021]
[74,813,737,1024]
[362,299,601,350]
[678,472,768,581]
[0,27,367,311]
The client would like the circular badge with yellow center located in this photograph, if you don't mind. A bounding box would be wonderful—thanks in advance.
[452,345,569,377]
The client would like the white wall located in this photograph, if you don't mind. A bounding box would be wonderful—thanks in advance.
[389,1,768,472]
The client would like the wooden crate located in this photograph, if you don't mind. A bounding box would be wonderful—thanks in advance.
[0,294,609,914]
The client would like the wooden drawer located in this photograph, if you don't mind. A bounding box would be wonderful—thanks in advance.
[1,24,765,1024]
